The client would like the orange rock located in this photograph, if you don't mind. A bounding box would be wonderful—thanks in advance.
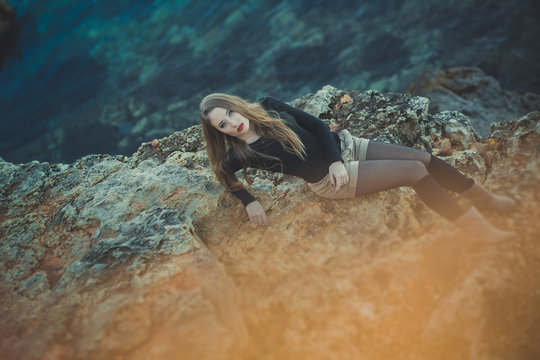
[151,139,159,148]
[340,94,353,105]
[470,141,488,154]
[486,138,499,150]
[484,150,495,166]
[333,94,354,110]
[435,138,452,155]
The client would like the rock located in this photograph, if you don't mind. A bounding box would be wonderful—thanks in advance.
[0,150,245,359]
[487,111,540,201]
[290,84,344,118]
[1,87,539,359]
[408,67,540,138]
[434,111,479,150]
[297,88,431,151]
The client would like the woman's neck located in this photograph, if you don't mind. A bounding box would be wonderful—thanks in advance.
[240,129,261,144]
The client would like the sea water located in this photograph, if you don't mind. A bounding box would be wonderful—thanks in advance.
[1,0,538,163]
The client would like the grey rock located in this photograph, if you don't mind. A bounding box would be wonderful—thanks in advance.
[434,111,479,149]
[0,86,538,360]
[20,273,50,298]
[409,67,540,137]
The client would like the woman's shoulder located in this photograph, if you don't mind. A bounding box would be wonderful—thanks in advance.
[257,96,285,111]
[257,96,299,129]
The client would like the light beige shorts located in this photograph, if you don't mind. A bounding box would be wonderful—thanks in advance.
[307,129,370,199]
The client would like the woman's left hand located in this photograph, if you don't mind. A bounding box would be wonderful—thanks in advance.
[329,161,349,192]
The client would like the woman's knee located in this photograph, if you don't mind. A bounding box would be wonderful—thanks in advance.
[407,160,429,184]
[418,150,431,167]
[408,147,431,166]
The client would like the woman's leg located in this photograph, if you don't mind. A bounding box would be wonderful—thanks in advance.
[366,140,515,211]
[365,140,431,164]
[355,159,464,221]
[354,159,514,242]
[366,141,474,193]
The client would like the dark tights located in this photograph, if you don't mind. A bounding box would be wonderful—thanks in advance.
[355,141,474,221]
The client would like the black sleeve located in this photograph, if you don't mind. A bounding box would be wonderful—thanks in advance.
[224,152,257,207]
[259,96,343,165]
[231,188,257,207]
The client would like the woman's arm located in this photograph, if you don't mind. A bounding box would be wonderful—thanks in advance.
[225,153,268,225]
[259,96,343,165]
[230,188,268,225]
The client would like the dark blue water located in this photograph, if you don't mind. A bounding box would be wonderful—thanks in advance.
[1,0,539,163]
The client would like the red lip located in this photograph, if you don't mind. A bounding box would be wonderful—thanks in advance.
[237,123,244,132]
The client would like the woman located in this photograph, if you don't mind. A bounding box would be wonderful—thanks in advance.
[199,93,516,242]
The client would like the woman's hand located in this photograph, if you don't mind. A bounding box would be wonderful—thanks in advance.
[245,201,268,225]
[329,161,349,192]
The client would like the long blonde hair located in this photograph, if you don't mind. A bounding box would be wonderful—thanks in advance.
[200,93,306,191]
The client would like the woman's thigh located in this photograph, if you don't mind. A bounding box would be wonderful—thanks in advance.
[356,159,428,196]
[366,140,431,166]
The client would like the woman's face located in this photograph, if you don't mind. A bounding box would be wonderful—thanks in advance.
[207,106,252,141]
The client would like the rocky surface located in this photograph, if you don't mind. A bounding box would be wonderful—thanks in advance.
[1,87,539,359]
[408,67,540,138]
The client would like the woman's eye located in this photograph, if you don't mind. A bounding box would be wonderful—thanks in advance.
[219,121,226,128]
[227,110,233,116]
